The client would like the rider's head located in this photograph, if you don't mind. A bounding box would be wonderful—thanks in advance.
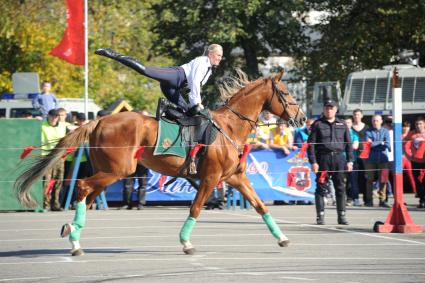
[207,44,223,67]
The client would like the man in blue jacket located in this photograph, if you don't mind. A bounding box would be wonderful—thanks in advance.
[32,81,58,118]
[364,115,391,208]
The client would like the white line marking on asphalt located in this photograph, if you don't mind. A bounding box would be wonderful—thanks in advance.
[0,277,53,282]
[301,224,425,245]
[1,257,425,266]
[219,211,425,245]
[279,276,317,281]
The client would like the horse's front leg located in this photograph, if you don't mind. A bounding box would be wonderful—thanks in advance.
[179,175,219,255]
[226,173,290,247]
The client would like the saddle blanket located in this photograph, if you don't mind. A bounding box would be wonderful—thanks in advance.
[154,119,187,158]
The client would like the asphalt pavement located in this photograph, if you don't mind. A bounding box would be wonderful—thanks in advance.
[1,194,425,283]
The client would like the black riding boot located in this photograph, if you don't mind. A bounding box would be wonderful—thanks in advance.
[336,194,349,225]
[315,194,325,225]
[156,98,183,120]
[95,48,146,74]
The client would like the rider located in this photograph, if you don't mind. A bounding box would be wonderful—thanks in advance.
[95,44,223,116]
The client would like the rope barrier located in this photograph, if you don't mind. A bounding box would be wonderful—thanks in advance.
[0,139,418,151]
[1,168,423,184]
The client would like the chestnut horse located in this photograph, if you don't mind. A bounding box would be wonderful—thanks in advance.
[15,71,306,256]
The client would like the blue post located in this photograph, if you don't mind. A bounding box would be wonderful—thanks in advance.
[64,146,85,210]
[64,144,108,210]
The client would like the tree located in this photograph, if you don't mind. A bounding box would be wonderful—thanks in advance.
[295,1,425,87]
[0,0,171,113]
[151,0,310,106]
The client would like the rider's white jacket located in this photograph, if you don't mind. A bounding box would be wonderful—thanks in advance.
[181,56,212,107]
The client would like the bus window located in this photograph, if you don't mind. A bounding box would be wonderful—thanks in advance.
[11,108,42,118]
[0,109,5,118]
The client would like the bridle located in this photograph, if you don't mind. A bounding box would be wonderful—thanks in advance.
[266,79,304,128]
[218,78,305,152]
[224,78,304,129]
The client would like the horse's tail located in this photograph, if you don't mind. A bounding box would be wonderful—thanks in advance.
[14,120,100,208]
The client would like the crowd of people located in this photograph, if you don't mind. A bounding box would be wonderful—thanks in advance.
[247,100,425,225]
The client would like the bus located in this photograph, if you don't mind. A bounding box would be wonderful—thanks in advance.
[0,95,101,120]
[311,64,425,121]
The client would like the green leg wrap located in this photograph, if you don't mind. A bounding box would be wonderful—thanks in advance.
[262,213,283,239]
[179,216,196,242]
[69,201,86,241]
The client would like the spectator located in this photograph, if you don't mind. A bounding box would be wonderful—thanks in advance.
[383,117,394,198]
[344,116,360,206]
[352,109,369,206]
[76,112,88,126]
[293,118,315,149]
[22,111,33,119]
[256,110,277,145]
[307,99,353,225]
[402,120,411,140]
[97,109,111,119]
[403,116,425,208]
[32,81,58,118]
[269,118,293,155]
[364,115,391,208]
[245,127,268,149]
[120,164,148,210]
[41,109,66,211]
[57,108,76,132]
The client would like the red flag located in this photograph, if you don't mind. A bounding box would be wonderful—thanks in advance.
[62,146,77,158]
[44,180,56,195]
[20,146,35,159]
[50,0,85,65]
[134,146,145,160]
[189,144,206,158]
[159,175,167,191]
[239,144,253,164]
[298,142,309,158]
[318,170,327,184]
[359,141,372,159]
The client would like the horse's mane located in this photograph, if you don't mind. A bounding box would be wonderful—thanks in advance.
[218,68,250,101]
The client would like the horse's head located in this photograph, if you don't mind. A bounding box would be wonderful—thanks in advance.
[264,71,306,128]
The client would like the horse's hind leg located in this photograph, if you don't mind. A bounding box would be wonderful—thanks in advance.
[226,173,290,247]
[60,172,120,256]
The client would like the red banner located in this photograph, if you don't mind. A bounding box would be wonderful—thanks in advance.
[50,0,85,65]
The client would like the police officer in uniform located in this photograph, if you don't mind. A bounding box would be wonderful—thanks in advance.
[308,100,353,225]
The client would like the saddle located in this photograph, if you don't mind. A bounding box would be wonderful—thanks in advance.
[155,98,219,175]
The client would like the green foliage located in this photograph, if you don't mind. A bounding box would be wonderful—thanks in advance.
[295,1,425,88]
[2,0,424,113]
[0,0,170,113]
[151,0,310,106]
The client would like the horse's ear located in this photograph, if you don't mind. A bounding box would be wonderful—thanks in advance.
[274,70,285,81]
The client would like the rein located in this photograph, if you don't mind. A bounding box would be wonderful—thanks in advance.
[224,104,258,130]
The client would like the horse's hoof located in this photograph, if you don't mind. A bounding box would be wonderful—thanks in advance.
[183,247,196,255]
[278,239,290,247]
[60,223,73,238]
[71,249,85,256]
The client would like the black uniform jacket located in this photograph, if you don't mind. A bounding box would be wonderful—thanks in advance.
[307,116,354,164]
